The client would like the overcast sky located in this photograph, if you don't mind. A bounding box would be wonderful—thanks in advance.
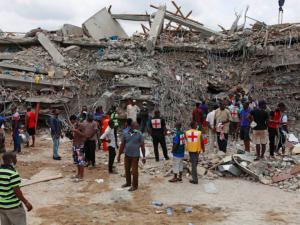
[0,0,299,35]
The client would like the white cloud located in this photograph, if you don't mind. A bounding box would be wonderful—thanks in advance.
[0,0,299,34]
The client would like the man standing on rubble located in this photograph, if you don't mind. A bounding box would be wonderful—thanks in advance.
[206,105,218,153]
[139,102,149,134]
[149,110,169,161]
[100,120,117,174]
[126,99,140,122]
[185,121,205,184]
[11,106,21,153]
[239,102,252,152]
[25,106,36,148]
[192,103,203,130]
[214,102,231,153]
[249,100,269,160]
[117,122,146,192]
[0,152,33,225]
[70,115,86,182]
[277,103,288,155]
[83,113,98,167]
[108,106,119,148]
[48,109,63,160]
[268,107,281,158]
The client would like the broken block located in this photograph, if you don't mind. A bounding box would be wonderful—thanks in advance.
[290,164,300,175]
[272,173,294,183]
[62,24,84,38]
[37,32,65,66]
[82,8,128,40]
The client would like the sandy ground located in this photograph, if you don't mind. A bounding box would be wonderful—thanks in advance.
[5,134,300,225]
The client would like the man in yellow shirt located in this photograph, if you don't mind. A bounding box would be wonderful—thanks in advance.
[185,121,205,184]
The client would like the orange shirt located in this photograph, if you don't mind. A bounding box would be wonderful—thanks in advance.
[268,111,281,129]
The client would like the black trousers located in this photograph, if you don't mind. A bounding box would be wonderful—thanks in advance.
[216,132,228,153]
[108,146,116,172]
[114,126,118,148]
[152,135,169,161]
[268,127,278,156]
[277,128,286,152]
[84,140,96,166]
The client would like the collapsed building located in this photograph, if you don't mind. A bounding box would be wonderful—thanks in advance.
[0,2,300,131]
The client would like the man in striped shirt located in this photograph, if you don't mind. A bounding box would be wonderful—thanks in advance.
[0,152,32,225]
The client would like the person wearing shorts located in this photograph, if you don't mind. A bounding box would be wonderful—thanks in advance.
[70,115,86,182]
[250,101,269,160]
[169,123,185,183]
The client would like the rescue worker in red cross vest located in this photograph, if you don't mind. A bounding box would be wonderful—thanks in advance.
[149,110,169,161]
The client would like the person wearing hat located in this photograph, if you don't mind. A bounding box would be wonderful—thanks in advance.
[83,113,98,167]
[139,102,149,134]
[126,99,140,122]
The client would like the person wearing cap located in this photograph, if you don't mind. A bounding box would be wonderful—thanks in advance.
[139,102,149,134]
[83,113,98,167]
[48,109,63,160]
[149,110,169,161]
[126,99,140,122]
[249,100,269,160]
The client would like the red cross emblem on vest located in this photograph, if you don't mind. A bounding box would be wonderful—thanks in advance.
[187,131,198,142]
[179,134,185,145]
[232,107,238,117]
[151,119,161,129]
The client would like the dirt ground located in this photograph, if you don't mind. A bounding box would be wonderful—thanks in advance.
[6,134,300,225]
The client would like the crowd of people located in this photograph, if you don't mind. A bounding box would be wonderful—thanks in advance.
[0,93,290,224]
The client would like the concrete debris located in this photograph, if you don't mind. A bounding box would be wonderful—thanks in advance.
[218,164,242,176]
[0,62,48,74]
[146,5,166,52]
[112,14,150,22]
[37,32,65,66]
[61,24,84,38]
[82,7,128,40]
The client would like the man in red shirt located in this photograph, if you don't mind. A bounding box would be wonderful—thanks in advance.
[192,103,203,130]
[25,106,36,147]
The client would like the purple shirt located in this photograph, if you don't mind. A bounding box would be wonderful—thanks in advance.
[240,109,251,127]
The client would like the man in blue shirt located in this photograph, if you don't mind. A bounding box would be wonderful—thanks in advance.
[239,102,251,152]
[169,123,185,183]
[48,109,63,160]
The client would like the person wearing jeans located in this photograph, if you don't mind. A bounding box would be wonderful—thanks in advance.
[11,106,21,153]
[48,109,63,160]
[185,121,205,185]
[100,120,117,173]
[117,122,146,192]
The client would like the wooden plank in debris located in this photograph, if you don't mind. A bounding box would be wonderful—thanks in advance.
[112,14,150,21]
[146,5,166,52]
[164,13,224,37]
[21,174,63,187]
[0,62,48,74]
[37,32,65,66]
[0,53,14,60]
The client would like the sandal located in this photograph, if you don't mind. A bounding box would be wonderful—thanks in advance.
[254,157,260,161]
[168,177,178,183]
[73,178,83,183]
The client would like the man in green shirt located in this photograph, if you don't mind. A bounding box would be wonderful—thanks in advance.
[0,152,32,225]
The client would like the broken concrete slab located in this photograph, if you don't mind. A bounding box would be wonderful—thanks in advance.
[83,7,128,40]
[272,173,294,183]
[0,53,14,60]
[163,13,224,37]
[37,32,65,66]
[0,62,48,74]
[63,45,80,57]
[112,14,150,21]
[116,77,157,88]
[0,74,73,89]
[218,164,242,176]
[94,65,152,77]
[146,5,166,52]
[61,24,84,38]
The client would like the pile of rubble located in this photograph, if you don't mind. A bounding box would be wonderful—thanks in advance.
[0,3,300,130]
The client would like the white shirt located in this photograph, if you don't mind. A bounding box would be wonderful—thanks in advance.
[206,110,216,128]
[100,126,116,148]
[126,104,140,122]
[281,114,288,123]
